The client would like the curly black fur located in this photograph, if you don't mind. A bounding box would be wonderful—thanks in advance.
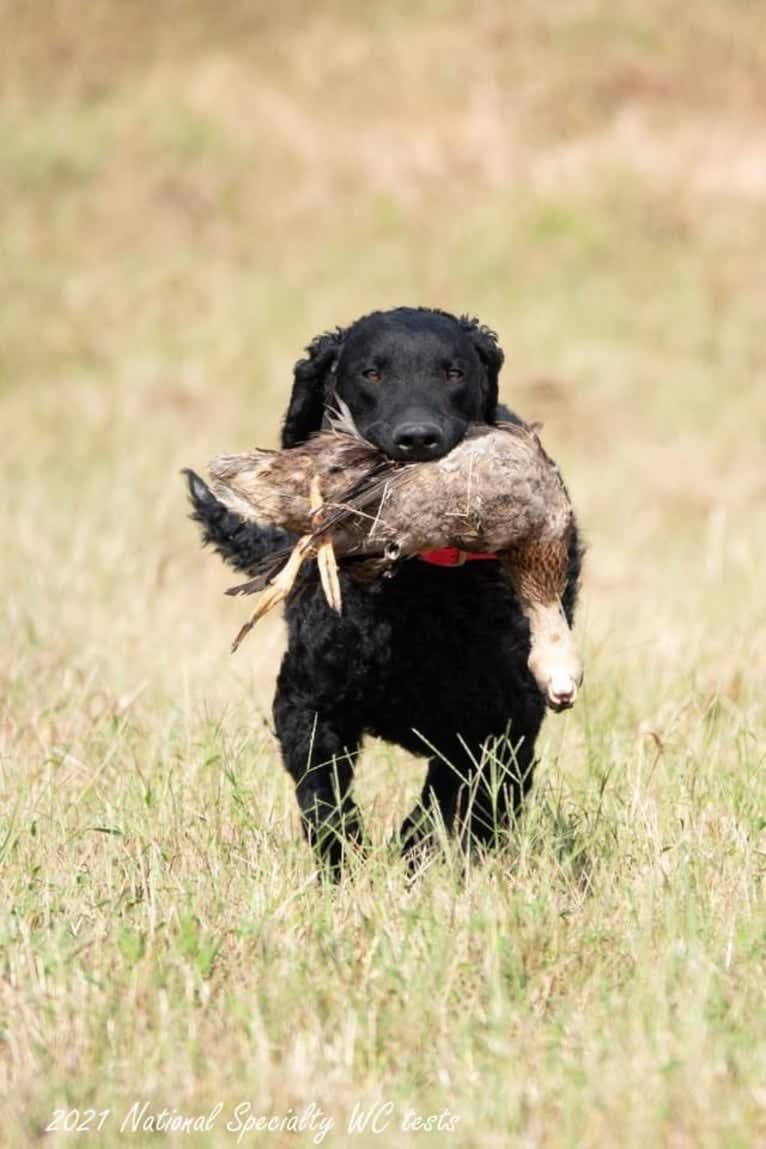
[186,308,582,875]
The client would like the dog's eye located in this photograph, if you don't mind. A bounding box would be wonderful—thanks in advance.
[362,368,382,382]
[446,367,463,382]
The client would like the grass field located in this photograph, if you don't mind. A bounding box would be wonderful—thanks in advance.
[2,2,766,1145]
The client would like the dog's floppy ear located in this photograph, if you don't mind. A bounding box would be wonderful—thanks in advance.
[281,327,345,448]
[460,316,504,420]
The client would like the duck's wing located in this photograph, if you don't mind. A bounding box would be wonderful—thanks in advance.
[224,456,410,597]
[308,458,405,536]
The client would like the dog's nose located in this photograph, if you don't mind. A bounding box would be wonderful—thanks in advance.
[546,673,579,711]
[392,422,445,458]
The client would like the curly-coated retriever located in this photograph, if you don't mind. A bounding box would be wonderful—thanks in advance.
[188,307,582,873]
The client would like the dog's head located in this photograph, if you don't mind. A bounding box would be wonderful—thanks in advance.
[282,307,504,461]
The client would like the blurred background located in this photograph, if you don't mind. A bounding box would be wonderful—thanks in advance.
[2,0,765,763]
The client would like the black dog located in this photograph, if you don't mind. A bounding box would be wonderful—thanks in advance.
[188,307,582,872]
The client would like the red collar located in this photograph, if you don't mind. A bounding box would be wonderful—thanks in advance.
[419,548,498,567]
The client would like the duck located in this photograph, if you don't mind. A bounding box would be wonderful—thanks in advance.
[185,417,583,709]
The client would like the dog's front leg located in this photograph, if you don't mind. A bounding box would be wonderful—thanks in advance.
[273,679,365,878]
